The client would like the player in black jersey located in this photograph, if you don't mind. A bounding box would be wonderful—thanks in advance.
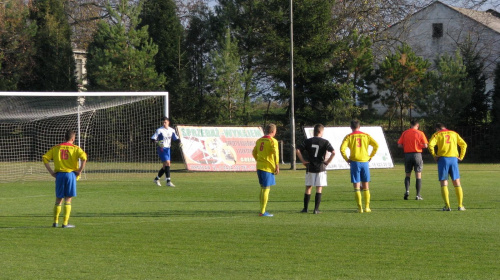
[296,124,335,214]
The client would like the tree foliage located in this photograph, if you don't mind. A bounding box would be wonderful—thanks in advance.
[415,51,473,127]
[205,28,248,123]
[459,40,489,125]
[0,0,36,91]
[85,0,165,91]
[376,44,430,130]
[24,0,77,91]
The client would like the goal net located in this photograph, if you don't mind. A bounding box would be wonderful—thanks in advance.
[0,92,168,183]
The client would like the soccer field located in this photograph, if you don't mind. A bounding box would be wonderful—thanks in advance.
[1,163,499,279]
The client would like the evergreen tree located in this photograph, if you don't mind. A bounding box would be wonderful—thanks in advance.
[259,0,338,125]
[376,44,430,130]
[459,41,489,125]
[24,0,77,91]
[415,51,473,127]
[0,0,36,91]
[215,0,265,123]
[205,28,247,123]
[492,62,500,125]
[139,0,185,109]
[86,0,165,91]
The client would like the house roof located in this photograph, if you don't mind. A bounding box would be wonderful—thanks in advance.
[386,1,500,34]
[448,4,500,34]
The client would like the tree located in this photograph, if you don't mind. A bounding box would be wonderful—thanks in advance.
[415,51,473,127]
[0,0,36,91]
[459,40,489,125]
[139,0,184,94]
[205,28,247,123]
[23,0,77,91]
[85,0,165,91]
[492,62,500,125]
[330,31,376,124]
[376,44,430,130]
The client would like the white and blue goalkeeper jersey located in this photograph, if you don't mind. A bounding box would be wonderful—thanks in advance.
[151,126,179,148]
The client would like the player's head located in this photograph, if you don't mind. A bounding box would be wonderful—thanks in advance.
[410,119,419,128]
[350,120,360,130]
[435,122,445,131]
[313,124,324,136]
[65,129,76,142]
[265,123,277,136]
[162,117,170,127]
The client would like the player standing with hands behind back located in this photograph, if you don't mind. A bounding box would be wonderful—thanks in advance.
[252,124,279,217]
[296,124,335,214]
[340,120,379,213]
[152,117,180,187]
[428,123,467,211]
[43,129,87,228]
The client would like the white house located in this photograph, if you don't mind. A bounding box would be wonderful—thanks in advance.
[372,1,500,114]
[73,48,87,91]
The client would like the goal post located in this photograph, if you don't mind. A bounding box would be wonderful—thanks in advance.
[0,92,169,183]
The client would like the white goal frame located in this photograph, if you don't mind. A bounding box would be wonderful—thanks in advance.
[0,92,169,183]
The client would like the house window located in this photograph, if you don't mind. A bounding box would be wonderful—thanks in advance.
[432,23,443,38]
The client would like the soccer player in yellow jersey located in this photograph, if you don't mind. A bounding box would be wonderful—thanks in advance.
[340,120,379,213]
[43,129,87,228]
[252,124,279,217]
[428,123,467,211]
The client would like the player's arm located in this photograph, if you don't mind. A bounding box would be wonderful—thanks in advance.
[43,162,56,178]
[273,139,280,175]
[457,134,468,161]
[428,134,437,159]
[340,137,349,162]
[325,150,335,165]
[369,136,379,159]
[296,149,308,166]
[42,149,56,178]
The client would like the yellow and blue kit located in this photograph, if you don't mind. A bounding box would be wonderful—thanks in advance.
[428,129,467,160]
[42,142,87,173]
[252,135,279,174]
[340,131,379,163]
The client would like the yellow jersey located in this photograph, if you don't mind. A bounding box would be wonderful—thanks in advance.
[428,129,467,160]
[42,142,87,173]
[340,131,379,162]
[252,136,279,173]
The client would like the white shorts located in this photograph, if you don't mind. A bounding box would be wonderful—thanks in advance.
[305,171,327,187]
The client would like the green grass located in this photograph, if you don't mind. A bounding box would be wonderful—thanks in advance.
[1,163,499,279]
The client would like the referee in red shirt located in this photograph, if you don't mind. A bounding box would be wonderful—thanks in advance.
[397,120,429,200]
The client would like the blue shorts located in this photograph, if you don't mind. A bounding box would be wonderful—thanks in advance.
[437,157,460,181]
[257,170,275,188]
[157,147,171,162]
[55,172,77,198]
[350,161,370,183]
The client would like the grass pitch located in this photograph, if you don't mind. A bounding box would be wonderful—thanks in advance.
[1,163,499,279]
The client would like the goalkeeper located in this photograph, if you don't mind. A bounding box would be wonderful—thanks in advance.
[151,117,180,187]
[42,129,87,228]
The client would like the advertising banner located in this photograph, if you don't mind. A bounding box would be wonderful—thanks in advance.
[177,126,263,171]
[303,126,394,170]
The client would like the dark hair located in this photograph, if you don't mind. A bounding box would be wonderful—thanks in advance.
[435,123,445,130]
[65,129,76,142]
[410,119,419,127]
[350,120,360,130]
[313,124,324,136]
[162,117,169,121]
